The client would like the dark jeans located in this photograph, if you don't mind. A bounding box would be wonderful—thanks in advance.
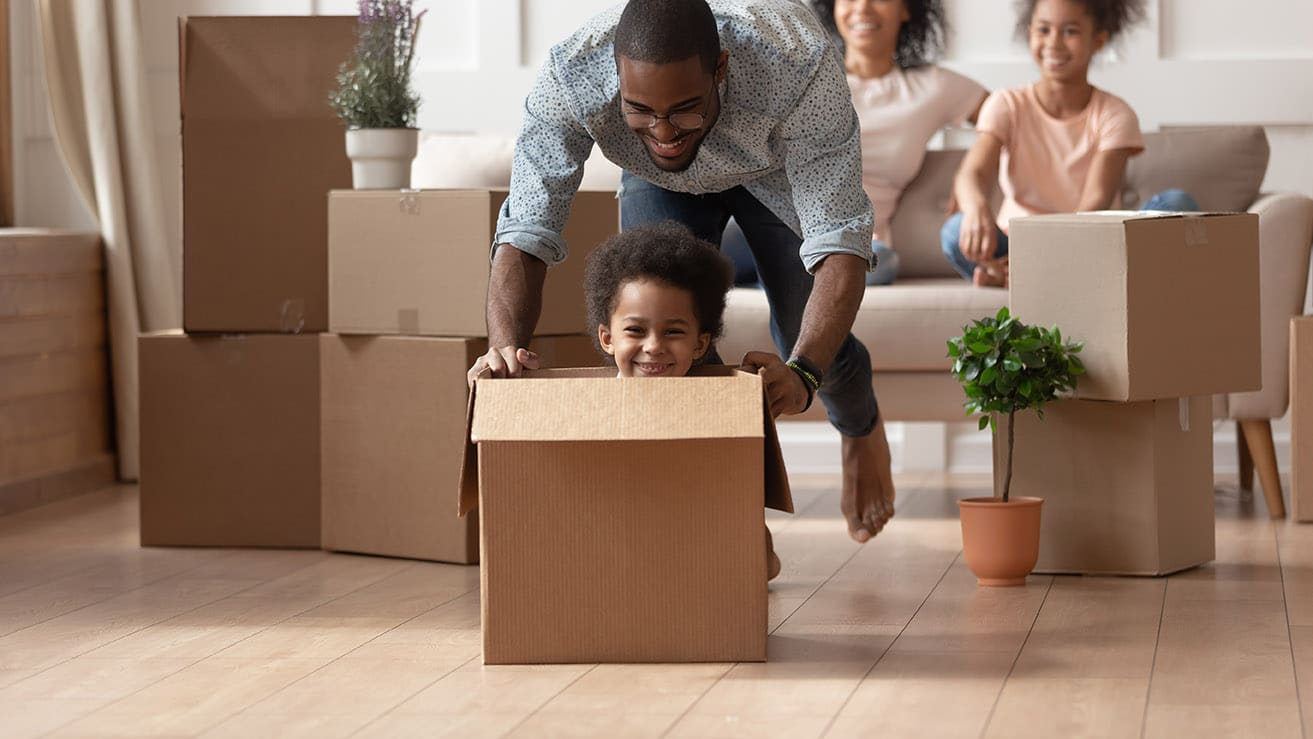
[619,171,879,436]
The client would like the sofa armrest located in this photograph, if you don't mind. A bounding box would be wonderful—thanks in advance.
[1223,192,1313,420]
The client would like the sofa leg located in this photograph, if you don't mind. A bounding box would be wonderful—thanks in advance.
[1237,421,1255,492]
[1240,419,1285,519]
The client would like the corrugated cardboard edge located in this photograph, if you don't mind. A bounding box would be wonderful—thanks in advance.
[457,366,792,516]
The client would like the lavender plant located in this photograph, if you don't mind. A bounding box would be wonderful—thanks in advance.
[329,0,426,129]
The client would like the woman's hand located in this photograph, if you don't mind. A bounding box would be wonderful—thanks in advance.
[740,351,809,418]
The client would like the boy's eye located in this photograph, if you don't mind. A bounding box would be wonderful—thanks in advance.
[624,326,644,335]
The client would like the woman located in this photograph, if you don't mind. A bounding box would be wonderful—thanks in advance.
[724,0,987,285]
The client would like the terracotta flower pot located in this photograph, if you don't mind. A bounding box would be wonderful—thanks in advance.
[958,496,1043,586]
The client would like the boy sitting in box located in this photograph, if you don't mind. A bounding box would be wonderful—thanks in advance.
[582,222,783,580]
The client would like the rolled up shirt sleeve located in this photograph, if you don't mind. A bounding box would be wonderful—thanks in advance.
[778,53,875,273]
[493,58,597,266]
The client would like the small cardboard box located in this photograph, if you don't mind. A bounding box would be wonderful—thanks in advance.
[327,189,619,337]
[460,367,793,664]
[1292,317,1313,522]
[320,334,599,563]
[140,331,320,548]
[1009,212,1260,402]
[180,17,354,333]
[992,396,1214,575]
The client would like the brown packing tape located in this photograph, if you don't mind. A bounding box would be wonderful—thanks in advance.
[279,298,306,334]
[1183,217,1209,247]
[397,309,420,334]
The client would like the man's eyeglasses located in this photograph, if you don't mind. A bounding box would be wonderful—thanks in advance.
[623,111,707,131]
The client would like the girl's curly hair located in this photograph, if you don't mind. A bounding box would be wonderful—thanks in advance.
[809,0,948,69]
[1013,0,1147,41]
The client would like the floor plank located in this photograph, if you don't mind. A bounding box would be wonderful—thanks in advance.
[2,478,1311,738]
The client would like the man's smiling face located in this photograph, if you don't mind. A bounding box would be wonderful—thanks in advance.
[616,52,726,172]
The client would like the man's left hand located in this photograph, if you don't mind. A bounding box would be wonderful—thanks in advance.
[741,351,810,418]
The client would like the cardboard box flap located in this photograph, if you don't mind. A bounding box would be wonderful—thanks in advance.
[1015,210,1244,226]
[458,365,794,516]
[180,16,356,121]
[470,374,763,443]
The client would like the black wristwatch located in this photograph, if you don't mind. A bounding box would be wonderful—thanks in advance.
[785,355,823,413]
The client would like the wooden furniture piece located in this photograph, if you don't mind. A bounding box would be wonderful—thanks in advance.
[0,229,115,514]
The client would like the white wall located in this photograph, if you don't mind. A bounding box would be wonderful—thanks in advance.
[11,0,1312,473]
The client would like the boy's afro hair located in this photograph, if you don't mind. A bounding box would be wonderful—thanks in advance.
[583,221,734,351]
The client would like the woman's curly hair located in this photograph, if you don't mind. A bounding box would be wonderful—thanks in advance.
[1014,0,1147,41]
[809,0,948,69]
[583,222,734,357]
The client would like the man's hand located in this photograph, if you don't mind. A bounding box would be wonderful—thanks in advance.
[466,347,541,388]
[741,351,809,418]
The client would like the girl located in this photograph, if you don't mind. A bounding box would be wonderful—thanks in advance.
[942,0,1197,287]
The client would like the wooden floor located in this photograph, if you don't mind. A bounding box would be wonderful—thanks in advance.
[1,473,1309,738]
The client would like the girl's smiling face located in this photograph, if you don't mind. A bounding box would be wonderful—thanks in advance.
[1027,0,1107,84]
[599,279,710,377]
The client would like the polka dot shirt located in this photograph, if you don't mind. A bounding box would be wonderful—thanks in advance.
[494,0,875,274]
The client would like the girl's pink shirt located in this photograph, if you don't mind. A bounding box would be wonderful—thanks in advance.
[978,84,1145,232]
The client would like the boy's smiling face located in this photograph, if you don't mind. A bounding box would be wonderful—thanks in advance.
[599,279,711,377]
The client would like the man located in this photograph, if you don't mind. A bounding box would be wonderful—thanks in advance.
[466,0,896,542]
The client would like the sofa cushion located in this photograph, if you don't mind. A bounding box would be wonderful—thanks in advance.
[1122,126,1269,212]
[718,279,1008,372]
[411,132,623,191]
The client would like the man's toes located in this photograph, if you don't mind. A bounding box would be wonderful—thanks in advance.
[848,522,872,543]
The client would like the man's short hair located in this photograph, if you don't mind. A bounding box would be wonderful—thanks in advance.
[614,0,721,73]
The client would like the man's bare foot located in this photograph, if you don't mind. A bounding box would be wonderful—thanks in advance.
[972,257,1009,287]
[840,418,896,543]
[766,525,781,581]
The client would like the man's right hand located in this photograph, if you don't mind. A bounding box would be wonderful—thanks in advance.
[467,347,541,388]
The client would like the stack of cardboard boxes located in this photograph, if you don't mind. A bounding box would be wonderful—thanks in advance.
[140,17,615,562]
[997,212,1262,575]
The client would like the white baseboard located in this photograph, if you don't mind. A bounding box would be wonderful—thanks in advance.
[775,420,1293,476]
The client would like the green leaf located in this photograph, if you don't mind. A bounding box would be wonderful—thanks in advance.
[1003,355,1022,372]
[964,363,981,382]
[980,365,998,386]
[995,306,1010,323]
[969,342,993,355]
[978,415,991,431]
[947,340,960,358]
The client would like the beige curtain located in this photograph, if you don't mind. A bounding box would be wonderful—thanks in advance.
[38,0,181,481]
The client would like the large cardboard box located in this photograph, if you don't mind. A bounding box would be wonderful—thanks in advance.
[1292,317,1313,522]
[460,367,793,664]
[992,396,1214,575]
[181,17,354,333]
[320,334,599,563]
[327,189,619,336]
[140,332,320,548]
[1009,212,1260,401]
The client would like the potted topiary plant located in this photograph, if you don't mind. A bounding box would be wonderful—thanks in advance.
[948,306,1084,586]
[329,0,426,189]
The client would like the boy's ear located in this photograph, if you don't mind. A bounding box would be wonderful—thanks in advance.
[598,324,616,356]
[693,332,711,360]
[1093,29,1109,53]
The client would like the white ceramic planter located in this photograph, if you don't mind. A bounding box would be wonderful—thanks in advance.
[345,128,419,190]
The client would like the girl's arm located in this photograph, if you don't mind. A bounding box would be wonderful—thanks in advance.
[1076,148,1135,212]
[953,132,1004,264]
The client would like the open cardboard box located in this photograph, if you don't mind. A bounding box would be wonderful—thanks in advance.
[1009,211,1260,402]
[459,366,793,664]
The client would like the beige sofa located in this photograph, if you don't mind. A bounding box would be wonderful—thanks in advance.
[413,126,1313,426]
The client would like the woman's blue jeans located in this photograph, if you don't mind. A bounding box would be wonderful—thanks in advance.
[619,172,880,437]
[940,189,1200,280]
